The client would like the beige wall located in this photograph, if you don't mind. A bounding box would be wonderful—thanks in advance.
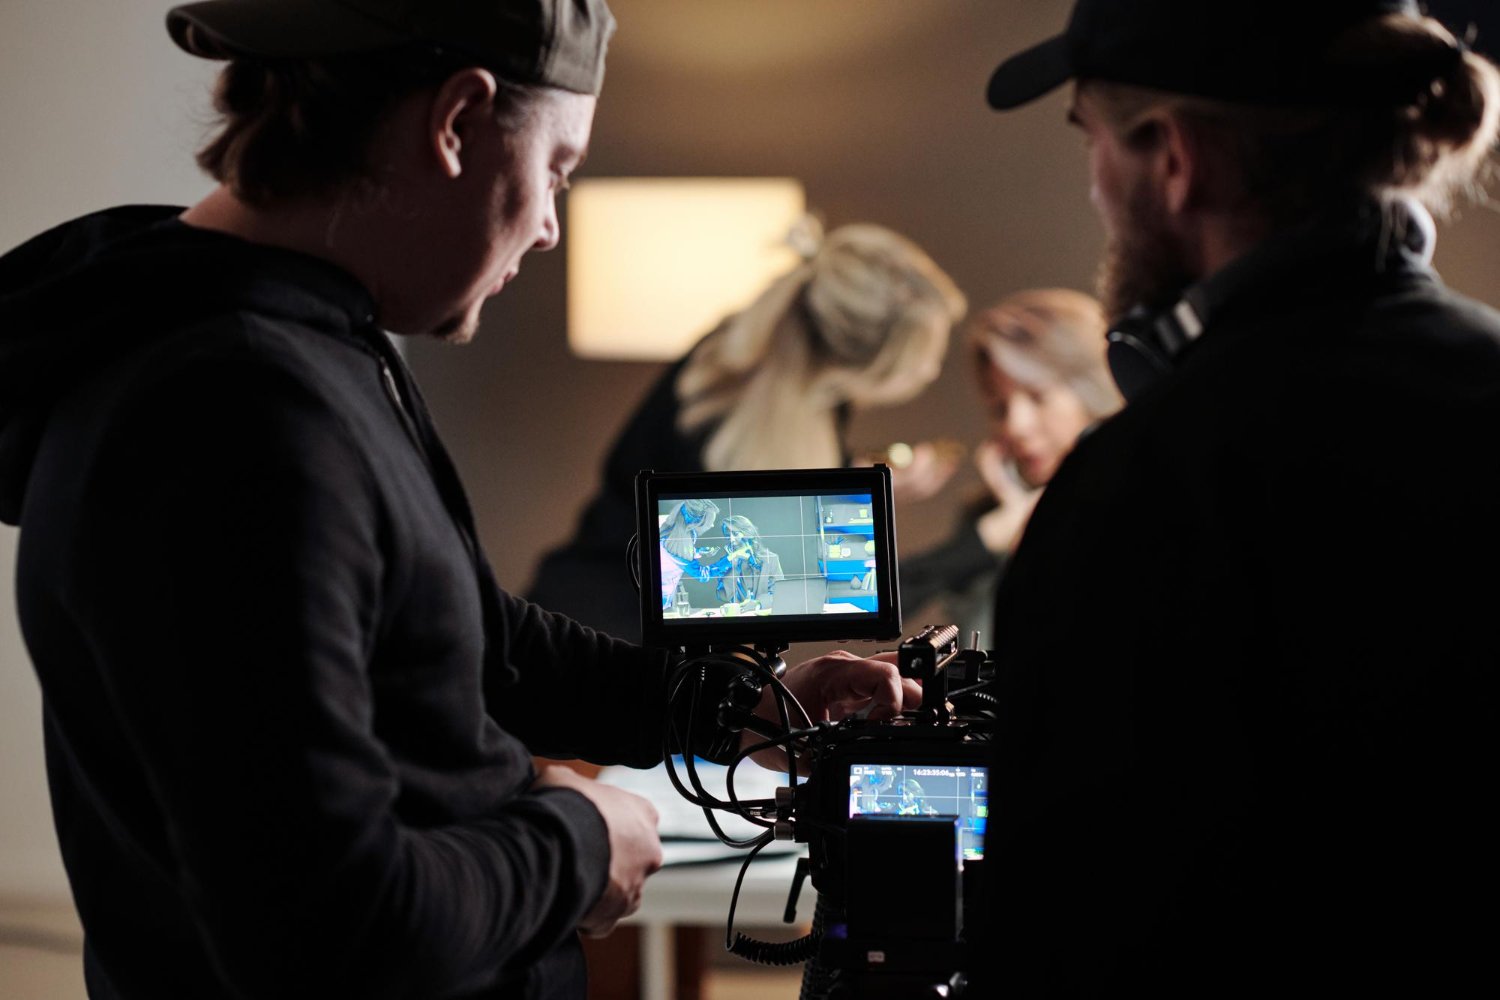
[3,0,1499,903]
[0,2,216,897]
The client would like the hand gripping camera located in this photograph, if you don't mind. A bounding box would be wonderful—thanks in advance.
[637,467,999,999]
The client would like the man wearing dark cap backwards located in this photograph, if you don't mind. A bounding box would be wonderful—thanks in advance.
[976,1,1500,997]
[0,3,921,998]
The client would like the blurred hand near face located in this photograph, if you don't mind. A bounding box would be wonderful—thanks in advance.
[974,439,1043,555]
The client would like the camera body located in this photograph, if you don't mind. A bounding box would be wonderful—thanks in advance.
[638,468,998,998]
[791,627,994,998]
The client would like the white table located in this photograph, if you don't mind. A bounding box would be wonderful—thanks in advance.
[598,759,810,1000]
[621,852,808,1000]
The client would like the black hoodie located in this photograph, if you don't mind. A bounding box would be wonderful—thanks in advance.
[0,206,678,999]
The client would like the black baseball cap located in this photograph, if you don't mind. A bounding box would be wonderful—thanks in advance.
[167,0,616,96]
[988,0,1420,109]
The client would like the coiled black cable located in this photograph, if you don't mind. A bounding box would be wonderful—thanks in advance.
[725,838,821,966]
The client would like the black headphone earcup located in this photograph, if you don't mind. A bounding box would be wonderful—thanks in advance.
[1105,293,1210,402]
[1106,323,1175,402]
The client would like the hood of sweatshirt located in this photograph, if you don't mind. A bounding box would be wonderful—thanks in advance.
[0,205,378,525]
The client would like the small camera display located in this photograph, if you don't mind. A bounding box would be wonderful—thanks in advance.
[848,762,988,861]
[636,467,901,647]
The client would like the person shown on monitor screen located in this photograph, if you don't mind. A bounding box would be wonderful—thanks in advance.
[710,514,785,613]
[851,767,896,815]
[899,288,1122,641]
[657,498,722,610]
[896,777,929,816]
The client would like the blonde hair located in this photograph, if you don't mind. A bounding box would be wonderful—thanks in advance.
[676,223,966,471]
[969,288,1122,421]
[1081,13,1500,224]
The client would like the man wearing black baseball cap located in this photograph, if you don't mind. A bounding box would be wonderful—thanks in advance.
[975,1,1500,996]
[0,3,922,998]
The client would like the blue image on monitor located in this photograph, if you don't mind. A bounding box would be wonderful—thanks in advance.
[657,492,880,621]
[848,762,988,861]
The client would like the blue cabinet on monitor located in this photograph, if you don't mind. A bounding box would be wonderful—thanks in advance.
[816,495,879,612]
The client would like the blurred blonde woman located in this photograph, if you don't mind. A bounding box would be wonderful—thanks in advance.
[900,288,1123,641]
[529,220,966,639]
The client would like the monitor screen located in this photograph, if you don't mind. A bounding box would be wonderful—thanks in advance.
[636,468,901,647]
[847,762,988,861]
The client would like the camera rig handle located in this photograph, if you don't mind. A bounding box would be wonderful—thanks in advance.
[899,624,961,722]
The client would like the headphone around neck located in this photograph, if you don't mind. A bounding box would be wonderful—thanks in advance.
[1103,198,1436,404]
[1105,285,1213,403]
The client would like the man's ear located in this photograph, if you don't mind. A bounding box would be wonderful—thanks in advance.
[429,67,498,179]
[1153,112,1197,217]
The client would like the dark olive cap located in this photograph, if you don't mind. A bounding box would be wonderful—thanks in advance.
[167,0,616,96]
[988,0,1422,109]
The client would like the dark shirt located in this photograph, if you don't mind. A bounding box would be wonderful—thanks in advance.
[0,207,702,999]
[978,203,1500,996]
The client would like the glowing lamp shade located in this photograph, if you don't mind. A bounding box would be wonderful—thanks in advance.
[566,177,806,360]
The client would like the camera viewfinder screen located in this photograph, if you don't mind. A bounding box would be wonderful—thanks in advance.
[657,491,883,623]
[848,763,988,861]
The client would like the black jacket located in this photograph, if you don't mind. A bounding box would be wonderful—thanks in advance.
[0,207,684,999]
[978,204,1500,996]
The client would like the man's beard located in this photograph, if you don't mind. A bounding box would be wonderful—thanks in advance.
[435,309,482,345]
[1097,175,1196,324]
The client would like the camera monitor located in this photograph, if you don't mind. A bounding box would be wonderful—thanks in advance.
[635,466,902,648]
[848,762,988,861]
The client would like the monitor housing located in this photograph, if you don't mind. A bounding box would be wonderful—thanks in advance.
[635,466,901,648]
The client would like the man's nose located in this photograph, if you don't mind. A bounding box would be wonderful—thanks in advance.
[534,202,561,251]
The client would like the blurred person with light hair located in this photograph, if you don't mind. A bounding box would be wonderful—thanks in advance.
[900,287,1122,641]
[711,513,785,612]
[528,219,966,639]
